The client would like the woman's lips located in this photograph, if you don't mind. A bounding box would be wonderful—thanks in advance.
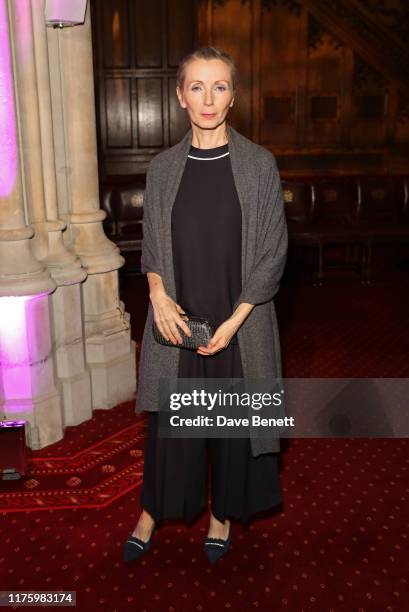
[202,113,216,118]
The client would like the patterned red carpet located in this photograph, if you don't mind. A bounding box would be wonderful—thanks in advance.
[1,272,408,611]
[0,404,145,513]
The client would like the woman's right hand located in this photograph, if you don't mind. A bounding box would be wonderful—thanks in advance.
[150,291,192,345]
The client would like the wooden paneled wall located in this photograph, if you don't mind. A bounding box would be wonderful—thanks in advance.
[91,0,197,176]
[92,0,409,177]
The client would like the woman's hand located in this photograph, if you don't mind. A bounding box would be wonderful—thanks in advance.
[150,290,192,345]
[196,303,255,356]
[196,318,240,356]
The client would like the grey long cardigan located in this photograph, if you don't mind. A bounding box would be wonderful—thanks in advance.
[135,122,288,457]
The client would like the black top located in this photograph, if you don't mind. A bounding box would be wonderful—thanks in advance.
[171,142,242,344]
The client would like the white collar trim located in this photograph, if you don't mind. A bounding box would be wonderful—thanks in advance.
[187,151,230,161]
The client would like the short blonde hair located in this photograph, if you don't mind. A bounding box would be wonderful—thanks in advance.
[176,46,237,94]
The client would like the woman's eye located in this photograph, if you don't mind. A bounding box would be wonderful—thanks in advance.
[191,85,227,91]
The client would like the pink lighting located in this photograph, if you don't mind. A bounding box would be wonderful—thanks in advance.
[0,0,18,197]
[0,293,52,406]
[45,0,87,26]
[15,0,32,62]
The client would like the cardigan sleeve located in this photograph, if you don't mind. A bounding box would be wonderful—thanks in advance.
[140,162,163,277]
[235,154,288,306]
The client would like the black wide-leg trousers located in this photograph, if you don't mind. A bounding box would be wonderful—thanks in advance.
[140,343,282,525]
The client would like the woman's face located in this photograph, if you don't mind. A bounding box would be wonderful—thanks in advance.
[176,58,234,129]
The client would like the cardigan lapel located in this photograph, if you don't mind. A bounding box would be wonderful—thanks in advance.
[226,124,253,311]
[160,122,252,309]
[161,128,192,302]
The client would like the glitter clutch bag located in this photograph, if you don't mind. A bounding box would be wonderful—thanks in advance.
[152,314,214,350]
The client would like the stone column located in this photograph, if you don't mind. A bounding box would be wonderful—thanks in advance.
[47,2,136,408]
[11,0,93,428]
[0,0,61,449]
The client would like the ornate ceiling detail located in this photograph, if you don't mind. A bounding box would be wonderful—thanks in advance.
[356,0,409,47]
[308,14,345,52]
[304,0,409,95]
[308,0,407,64]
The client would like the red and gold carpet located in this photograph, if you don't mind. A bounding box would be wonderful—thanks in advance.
[1,274,408,611]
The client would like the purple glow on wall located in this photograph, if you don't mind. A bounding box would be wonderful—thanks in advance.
[15,0,32,61]
[0,0,18,197]
[0,293,50,404]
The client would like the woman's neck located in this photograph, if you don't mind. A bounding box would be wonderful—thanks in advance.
[190,122,228,149]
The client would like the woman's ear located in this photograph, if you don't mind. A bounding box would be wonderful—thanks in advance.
[176,85,186,109]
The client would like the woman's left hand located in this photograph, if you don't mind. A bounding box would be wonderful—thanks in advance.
[196,318,240,356]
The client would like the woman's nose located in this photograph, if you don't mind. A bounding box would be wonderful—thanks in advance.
[203,89,214,105]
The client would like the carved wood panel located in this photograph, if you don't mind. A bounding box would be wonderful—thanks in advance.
[200,0,409,174]
[92,0,409,176]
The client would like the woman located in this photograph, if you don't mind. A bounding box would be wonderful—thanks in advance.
[125,46,288,564]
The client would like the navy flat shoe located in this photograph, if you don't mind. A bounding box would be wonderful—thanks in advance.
[203,525,232,564]
[124,527,155,563]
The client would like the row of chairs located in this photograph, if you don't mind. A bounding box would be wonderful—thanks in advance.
[284,176,409,283]
[100,175,409,283]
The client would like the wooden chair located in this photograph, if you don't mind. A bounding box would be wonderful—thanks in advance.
[310,179,364,284]
[357,177,409,283]
[282,181,321,284]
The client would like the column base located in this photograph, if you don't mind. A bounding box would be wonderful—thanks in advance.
[86,337,137,409]
[58,370,93,426]
[2,388,63,450]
